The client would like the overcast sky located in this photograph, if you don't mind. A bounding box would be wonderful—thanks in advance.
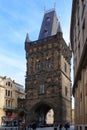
[0,0,72,86]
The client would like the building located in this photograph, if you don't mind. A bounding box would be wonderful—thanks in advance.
[25,8,72,125]
[0,76,25,126]
[71,109,75,125]
[70,0,87,129]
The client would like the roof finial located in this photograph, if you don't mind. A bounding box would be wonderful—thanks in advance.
[44,5,46,14]
[54,2,56,10]
[25,33,30,43]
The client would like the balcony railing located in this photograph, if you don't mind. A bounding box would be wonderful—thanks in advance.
[3,106,18,111]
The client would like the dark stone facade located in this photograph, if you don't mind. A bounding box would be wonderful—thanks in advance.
[25,9,72,125]
[25,34,72,124]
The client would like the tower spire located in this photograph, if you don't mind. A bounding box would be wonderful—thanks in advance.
[25,33,30,43]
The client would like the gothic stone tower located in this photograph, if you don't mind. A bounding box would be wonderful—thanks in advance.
[25,8,72,125]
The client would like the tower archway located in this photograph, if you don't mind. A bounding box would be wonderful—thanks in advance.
[27,102,55,126]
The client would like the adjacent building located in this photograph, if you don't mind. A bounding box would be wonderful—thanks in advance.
[25,8,72,125]
[70,0,87,129]
[71,109,75,125]
[0,76,25,126]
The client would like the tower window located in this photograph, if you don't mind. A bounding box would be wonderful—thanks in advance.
[64,63,67,73]
[46,16,50,22]
[81,0,86,18]
[65,87,68,96]
[46,58,51,68]
[39,85,44,94]
[36,61,40,70]
[44,28,48,35]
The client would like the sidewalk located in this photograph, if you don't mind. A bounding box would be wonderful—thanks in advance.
[0,126,74,130]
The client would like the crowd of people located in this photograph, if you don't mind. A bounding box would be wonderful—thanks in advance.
[21,121,70,130]
[54,121,70,130]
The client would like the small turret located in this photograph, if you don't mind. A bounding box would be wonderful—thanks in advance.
[25,33,30,43]
[57,22,63,37]
[25,33,30,51]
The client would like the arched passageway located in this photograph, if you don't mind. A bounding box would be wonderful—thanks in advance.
[27,102,54,126]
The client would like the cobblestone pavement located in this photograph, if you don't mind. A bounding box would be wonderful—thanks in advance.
[0,125,74,130]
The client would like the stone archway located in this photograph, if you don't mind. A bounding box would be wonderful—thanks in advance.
[27,101,55,126]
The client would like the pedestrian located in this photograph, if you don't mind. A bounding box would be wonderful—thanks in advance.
[59,123,62,130]
[64,122,70,130]
[31,121,37,130]
[54,122,57,130]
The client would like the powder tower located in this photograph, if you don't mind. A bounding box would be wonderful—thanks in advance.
[25,8,72,125]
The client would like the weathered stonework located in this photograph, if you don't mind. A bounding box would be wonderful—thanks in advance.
[25,9,72,125]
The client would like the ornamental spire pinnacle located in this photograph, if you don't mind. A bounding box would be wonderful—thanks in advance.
[25,33,30,43]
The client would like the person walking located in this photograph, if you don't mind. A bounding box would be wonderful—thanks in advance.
[54,122,58,130]
[59,123,62,130]
[31,121,37,130]
[64,122,70,130]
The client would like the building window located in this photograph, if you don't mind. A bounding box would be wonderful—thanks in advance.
[6,100,7,106]
[65,87,68,96]
[11,101,12,107]
[85,83,87,95]
[81,0,86,19]
[8,82,10,86]
[82,19,85,45]
[44,28,48,36]
[46,16,50,22]
[8,100,10,107]
[80,92,82,101]
[46,58,51,68]
[64,63,67,73]
[36,61,40,70]
[8,90,10,96]
[11,91,12,97]
[39,85,44,94]
[78,42,80,58]
[6,90,7,96]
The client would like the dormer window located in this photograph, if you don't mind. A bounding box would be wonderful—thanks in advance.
[46,16,50,22]
[44,28,48,37]
[44,28,48,33]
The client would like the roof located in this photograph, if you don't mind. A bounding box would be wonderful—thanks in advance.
[38,9,61,40]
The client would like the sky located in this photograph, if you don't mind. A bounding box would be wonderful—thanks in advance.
[0,0,73,87]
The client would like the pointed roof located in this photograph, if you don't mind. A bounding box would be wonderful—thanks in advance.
[25,33,30,43]
[38,9,59,40]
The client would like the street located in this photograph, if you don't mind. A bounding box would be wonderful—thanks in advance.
[0,125,74,130]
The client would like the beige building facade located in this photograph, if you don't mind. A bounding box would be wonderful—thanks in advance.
[70,0,87,129]
[0,76,25,126]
